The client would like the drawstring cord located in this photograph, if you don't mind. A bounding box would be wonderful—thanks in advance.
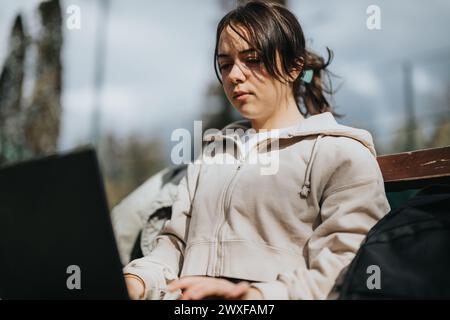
[299,135,323,198]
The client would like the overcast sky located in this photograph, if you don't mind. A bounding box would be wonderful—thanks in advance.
[1,0,449,155]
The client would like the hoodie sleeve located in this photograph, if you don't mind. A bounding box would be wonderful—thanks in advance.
[122,162,201,299]
[252,137,391,300]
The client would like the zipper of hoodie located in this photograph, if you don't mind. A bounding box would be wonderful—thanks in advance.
[213,135,244,277]
[214,161,243,276]
[213,135,275,277]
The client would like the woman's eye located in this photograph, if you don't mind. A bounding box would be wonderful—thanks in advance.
[246,58,260,64]
[219,63,231,71]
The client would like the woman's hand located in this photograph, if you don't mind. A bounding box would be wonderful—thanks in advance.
[167,276,264,300]
[124,274,146,300]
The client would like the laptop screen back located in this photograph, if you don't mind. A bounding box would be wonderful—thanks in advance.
[0,149,129,299]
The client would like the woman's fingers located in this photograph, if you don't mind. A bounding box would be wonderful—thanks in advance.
[224,281,250,299]
[181,284,212,300]
[167,276,200,292]
[166,277,252,300]
[168,276,244,300]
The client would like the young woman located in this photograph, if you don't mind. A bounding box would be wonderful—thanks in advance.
[123,0,390,300]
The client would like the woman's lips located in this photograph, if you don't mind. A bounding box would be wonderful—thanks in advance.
[234,93,253,101]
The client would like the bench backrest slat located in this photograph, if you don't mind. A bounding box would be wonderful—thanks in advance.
[377,146,450,192]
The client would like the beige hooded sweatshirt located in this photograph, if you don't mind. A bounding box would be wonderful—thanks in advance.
[123,112,391,300]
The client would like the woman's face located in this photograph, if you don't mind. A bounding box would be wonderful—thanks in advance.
[217,25,294,122]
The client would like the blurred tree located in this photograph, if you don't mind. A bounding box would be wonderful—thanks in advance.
[91,0,110,148]
[389,123,427,153]
[389,82,450,153]
[429,120,450,148]
[402,61,418,151]
[100,133,166,209]
[0,15,28,164]
[24,0,63,156]
[427,84,450,148]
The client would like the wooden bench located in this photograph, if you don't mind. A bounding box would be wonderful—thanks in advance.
[377,145,450,192]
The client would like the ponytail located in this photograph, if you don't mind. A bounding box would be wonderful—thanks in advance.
[295,47,338,117]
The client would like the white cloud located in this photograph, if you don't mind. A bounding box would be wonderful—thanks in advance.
[59,86,94,149]
[341,64,382,97]
[413,67,436,95]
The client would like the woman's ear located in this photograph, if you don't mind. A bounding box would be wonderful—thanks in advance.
[288,57,304,82]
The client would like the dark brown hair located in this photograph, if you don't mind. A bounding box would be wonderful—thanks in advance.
[214,0,336,117]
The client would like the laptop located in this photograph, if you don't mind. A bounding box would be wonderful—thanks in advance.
[0,148,129,299]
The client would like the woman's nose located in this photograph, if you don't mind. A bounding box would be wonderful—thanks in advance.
[228,62,246,84]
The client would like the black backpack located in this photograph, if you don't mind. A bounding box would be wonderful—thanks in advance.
[335,184,450,299]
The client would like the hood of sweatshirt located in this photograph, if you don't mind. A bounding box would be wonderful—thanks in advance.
[204,112,376,157]
[204,112,377,198]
